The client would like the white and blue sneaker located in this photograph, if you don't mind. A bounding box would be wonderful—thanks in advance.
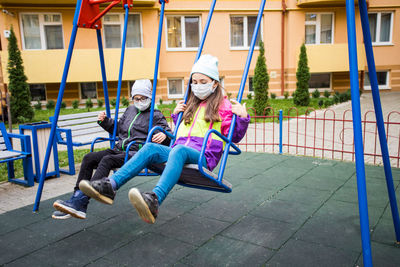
[52,210,72,220]
[53,190,89,219]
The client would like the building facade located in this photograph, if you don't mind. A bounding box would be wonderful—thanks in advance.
[0,0,399,107]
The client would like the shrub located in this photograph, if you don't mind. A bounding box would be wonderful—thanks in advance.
[159,98,163,105]
[46,100,55,110]
[253,41,269,115]
[97,99,104,108]
[34,100,42,110]
[61,101,67,109]
[172,99,176,106]
[85,98,93,111]
[333,92,340,104]
[293,44,310,106]
[270,93,276,99]
[121,96,130,107]
[284,91,289,99]
[110,98,117,108]
[324,90,331,98]
[17,116,29,123]
[318,99,324,107]
[312,89,320,99]
[324,99,334,107]
[247,93,253,100]
[72,100,79,109]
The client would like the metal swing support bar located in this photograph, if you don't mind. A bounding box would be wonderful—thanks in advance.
[111,4,130,148]
[201,0,266,185]
[171,0,217,141]
[33,0,131,211]
[358,0,400,243]
[345,0,372,265]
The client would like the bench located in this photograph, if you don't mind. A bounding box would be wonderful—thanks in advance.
[0,122,34,186]
[50,108,126,175]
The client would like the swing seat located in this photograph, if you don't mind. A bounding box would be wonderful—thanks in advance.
[149,163,232,192]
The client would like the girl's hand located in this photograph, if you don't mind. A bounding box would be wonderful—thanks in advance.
[173,100,187,114]
[230,99,248,118]
[152,132,167,144]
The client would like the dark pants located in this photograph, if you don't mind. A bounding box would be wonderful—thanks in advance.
[74,148,131,191]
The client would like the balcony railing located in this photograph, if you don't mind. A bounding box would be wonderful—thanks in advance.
[0,0,156,7]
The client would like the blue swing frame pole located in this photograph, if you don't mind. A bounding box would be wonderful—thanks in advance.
[172,0,217,141]
[213,0,266,182]
[358,0,400,242]
[345,1,372,266]
[148,0,166,133]
[33,0,82,212]
[111,4,130,149]
[96,29,113,146]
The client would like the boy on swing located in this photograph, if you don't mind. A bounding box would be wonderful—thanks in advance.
[52,79,172,220]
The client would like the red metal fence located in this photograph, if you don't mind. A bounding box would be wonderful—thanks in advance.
[162,107,400,168]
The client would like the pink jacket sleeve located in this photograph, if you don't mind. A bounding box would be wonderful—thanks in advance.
[219,98,250,143]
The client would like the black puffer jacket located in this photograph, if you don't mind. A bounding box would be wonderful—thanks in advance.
[99,105,172,155]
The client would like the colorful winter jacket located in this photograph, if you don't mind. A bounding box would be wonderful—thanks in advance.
[171,97,250,171]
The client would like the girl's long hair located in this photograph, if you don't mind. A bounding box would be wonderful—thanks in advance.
[182,81,224,125]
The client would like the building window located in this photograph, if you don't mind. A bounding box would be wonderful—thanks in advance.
[168,79,184,98]
[230,16,262,49]
[309,73,331,90]
[364,71,390,90]
[248,77,254,93]
[368,12,393,45]
[103,13,142,48]
[305,13,334,45]
[80,82,97,99]
[166,16,200,50]
[20,13,64,50]
[29,84,46,101]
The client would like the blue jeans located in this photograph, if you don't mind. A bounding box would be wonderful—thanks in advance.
[111,143,207,205]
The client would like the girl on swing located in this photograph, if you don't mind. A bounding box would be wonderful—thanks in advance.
[80,54,250,224]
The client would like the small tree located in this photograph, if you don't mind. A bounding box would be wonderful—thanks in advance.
[7,26,34,122]
[85,98,93,111]
[293,44,310,106]
[253,41,269,115]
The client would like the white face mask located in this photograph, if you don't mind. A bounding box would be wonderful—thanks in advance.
[191,81,216,100]
[134,98,151,111]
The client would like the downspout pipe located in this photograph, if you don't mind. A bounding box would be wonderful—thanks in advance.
[281,0,286,96]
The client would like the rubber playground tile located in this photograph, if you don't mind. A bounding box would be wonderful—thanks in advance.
[170,186,219,203]
[364,164,400,180]
[223,165,266,180]
[250,198,318,225]
[274,185,332,206]
[0,228,51,265]
[249,164,312,187]
[266,238,359,267]
[274,156,321,170]
[382,198,400,221]
[371,218,399,245]
[9,229,123,267]
[152,213,230,246]
[153,197,198,222]
[344,173,400,189]
[221,214,297,250]
[181,235,274,266]
[332,185,391,208]
[305,163,356,181]
[103,232,195,266]
[357,241,400,267]
[291,172,349,192]
[189,197,253,223]
[85,257,116,267]
[0,207,48,236]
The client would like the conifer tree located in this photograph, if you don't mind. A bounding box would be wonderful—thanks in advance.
[293,43,310,106]
[253,41,269,115]
[7,26,34,122]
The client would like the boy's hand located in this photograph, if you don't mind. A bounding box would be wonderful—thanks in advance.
[98,111,106,121]
[173,100,187,114]
[230,99,248,118]
[152,132,167,144]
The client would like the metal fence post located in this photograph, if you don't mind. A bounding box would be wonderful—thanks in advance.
[279,109,283,154]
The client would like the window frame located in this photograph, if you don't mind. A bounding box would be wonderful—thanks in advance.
[20,12,65,50]
[364,71,390,90]
[167,78,184,99]
[248,76,254,94]
[165,15,202,51]
[368,12,394,46]
[102,12,143,49]
[305,12,335,45]
[79,82,98,100]
[308,73,332,92]
[229,15,263,50]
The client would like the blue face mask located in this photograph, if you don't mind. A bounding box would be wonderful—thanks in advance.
[191,81,216,100]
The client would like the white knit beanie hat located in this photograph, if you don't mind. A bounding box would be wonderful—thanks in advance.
[190,54,220,82]
[131,79,152,99]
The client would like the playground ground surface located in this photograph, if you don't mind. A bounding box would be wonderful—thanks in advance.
[1,152,400,266]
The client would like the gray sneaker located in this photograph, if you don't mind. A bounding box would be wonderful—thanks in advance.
[52,210,72,220]
[128,188,159,224]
